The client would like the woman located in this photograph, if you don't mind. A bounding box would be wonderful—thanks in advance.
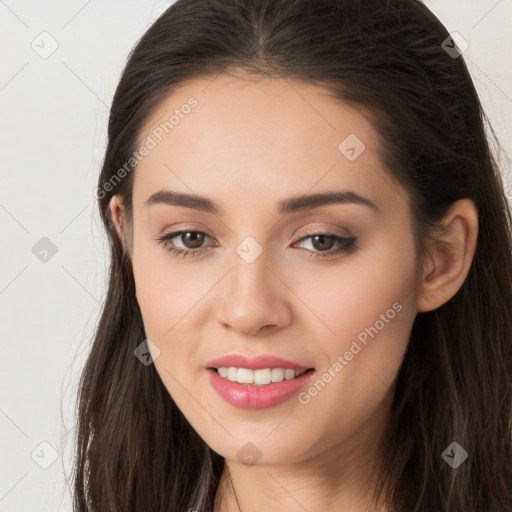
[72,0,512,510]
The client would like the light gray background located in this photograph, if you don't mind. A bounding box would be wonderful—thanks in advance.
[0,1,511,510]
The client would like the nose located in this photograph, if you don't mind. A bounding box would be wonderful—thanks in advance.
[216,247,293,337]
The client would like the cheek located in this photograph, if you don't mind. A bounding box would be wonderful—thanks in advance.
[131,237,219,408]
[289,232,418,346]
[131,248,205,403]
[292,241,418,436]
[132,238,205,339]
[294,274,415,407]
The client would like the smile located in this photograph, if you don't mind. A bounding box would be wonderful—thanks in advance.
[214,367,307,385]
[206,367,316,409]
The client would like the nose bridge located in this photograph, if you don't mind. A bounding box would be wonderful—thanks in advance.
[217,233,292,334]
[229,236,274,305]
[226,210,275,290]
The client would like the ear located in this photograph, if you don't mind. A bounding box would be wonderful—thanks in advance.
[417,198,478,313]
[108,194,128,249]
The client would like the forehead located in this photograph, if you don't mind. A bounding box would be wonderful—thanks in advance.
[138,71,376,155]
[132,72,404,216]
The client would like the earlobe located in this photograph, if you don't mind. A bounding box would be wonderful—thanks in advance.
[417,198,478,313]
[108,194,127,248]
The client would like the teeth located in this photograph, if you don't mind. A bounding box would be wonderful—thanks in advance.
[271,368,285,382]
[254,368,271,385]
[284,369,296,380]
[216,367,306,385]
[237,368,254,384]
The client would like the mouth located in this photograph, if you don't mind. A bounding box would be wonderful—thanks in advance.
[208,366,315,386]
[206,367,316,409]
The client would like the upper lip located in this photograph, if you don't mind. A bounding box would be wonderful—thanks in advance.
[205,354,314,371]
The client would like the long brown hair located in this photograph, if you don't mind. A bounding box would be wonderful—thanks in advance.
[70,1,512,510]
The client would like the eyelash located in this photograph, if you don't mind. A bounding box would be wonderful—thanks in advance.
[155,229,357,260]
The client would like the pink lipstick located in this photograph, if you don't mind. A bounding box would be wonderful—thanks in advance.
[205,354,315,409]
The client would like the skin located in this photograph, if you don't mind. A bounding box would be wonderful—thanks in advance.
[108,70,478,512]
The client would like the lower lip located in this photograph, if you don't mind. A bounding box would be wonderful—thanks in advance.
[206,368,316,409]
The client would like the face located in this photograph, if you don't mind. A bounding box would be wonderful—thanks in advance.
[112,71,422,467]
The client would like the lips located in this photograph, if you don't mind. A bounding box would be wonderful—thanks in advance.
[206,366,316,409]
[205,354,313,371]
[204,353,316,409]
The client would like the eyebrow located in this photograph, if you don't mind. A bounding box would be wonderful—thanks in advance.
[144,189,379,215]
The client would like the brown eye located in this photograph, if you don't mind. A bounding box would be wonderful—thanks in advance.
[294,231,357,259]
[156,229,356,260]
[156,230,213,258]
[179,231,206,249]
[309,234,336,251]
